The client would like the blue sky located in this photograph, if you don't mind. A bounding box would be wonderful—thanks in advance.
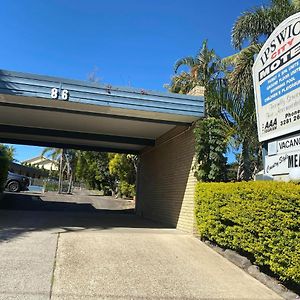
[1,0,265,162]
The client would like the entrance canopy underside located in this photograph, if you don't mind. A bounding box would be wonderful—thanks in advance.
[0,69,204,153]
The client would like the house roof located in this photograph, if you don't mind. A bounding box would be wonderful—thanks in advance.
[22,155,58,165]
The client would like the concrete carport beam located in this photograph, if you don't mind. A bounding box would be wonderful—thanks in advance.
[0,68,204,153]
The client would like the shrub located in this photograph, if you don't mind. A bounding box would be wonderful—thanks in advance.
[195,181,300,285]
[194,118,229,182]
[119,181,135,198]
[44,181,59,192]
[0,147,9,192]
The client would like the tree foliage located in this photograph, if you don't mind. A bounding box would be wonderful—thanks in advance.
[108,154,137,198]
[169,40,221,117]
[209,74,262,180]
[42,147,75,193]
[165,72,195,94]
[0,145,10,192]
[167,0,300,181]
[194,118,229,182]
[3,145,15,162]
[168,40,230,182]
[41,147,137,197]
[174,39,220,87]
[76,151,115,195]
[225,0,300,178]
[232,0,300,49]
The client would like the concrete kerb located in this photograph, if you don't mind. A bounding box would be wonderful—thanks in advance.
[198,238,300,300]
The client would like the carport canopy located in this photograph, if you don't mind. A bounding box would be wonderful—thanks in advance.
[0,69,204,153]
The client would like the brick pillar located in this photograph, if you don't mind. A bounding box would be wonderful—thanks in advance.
[136,126,197,233]
[136,86,204,233]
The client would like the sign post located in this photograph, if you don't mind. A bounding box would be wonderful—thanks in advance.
[253,12,300,180]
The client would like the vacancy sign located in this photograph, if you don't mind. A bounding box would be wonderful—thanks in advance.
[265,133,300,175]
[253,13,300,142]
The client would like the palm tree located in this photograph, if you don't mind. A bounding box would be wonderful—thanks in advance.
[210,75,261,180]
[42,147,62,163]
[42,147,77,194]
[42,147,64,193]
[5,145,16,162]
[168,39,262,180]
[165,72,195,94]
[216,43,263,180]
[173,40,220,90]
[168,41,232,181]
[174,40,220,85]
[64,149,77,194]
[232,0,300,49]
[170,40,222,117]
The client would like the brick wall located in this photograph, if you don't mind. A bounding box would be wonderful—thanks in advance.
[136,126,197,233]
[188,86,205,97]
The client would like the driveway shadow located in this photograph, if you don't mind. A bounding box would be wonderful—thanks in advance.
[0,192,173,244]
[0,192,134,213]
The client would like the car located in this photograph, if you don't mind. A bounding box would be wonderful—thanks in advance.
[5,172,30,192]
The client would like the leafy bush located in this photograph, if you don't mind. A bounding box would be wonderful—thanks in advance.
[194,118,229,182]
[0,147,9,192]
[77,151,115,194]
[44,181,59,192]
[195,181,300,285]
[119,181,135,198]
[44,180,71,193]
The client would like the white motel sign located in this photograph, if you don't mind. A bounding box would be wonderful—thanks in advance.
[253,13,300,142]
[253,12,300,178]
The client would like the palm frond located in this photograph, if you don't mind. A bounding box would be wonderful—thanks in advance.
[167,72,196,94]
[224,44,261,96]
[232,7,273,49]
[291,0,300,10]
[232,0,297,49]
[41,147,62,161]
[174,57,196,73]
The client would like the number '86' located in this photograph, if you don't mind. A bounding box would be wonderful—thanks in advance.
[51,88,69,100]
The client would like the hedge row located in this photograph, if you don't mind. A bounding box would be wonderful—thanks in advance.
[195,181,300,285]
[0,149,9,192]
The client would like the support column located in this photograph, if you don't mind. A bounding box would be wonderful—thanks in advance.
[136,126,197,233]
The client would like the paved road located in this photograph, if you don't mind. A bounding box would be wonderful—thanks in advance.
[0,191,135,212]
[0,194,282,299]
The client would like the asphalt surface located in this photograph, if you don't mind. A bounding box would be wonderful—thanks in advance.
[0,192,282,300]
[0,191,135,212]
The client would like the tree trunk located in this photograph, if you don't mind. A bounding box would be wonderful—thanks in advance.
[236,155,243,181]
[67,171,73,194]
[237,139,251,181]
[243,139,251,180]
[58,149,64,194]
[252,144,263,178]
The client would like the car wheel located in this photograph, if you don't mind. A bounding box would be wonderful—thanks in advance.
[7,180,21,192]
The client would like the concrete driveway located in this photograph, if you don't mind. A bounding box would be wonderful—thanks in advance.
[0,194,282,299]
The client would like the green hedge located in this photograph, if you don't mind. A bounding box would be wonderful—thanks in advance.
[119,181,135,198]
[0,150,9,192]
[195,181,300,285]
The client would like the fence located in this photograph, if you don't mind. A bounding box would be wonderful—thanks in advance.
[29,178,85,193]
